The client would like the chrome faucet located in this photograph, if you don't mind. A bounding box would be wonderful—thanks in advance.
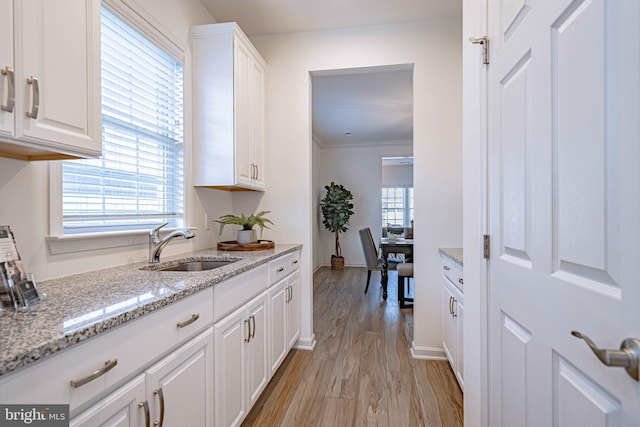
[149,223,195,263]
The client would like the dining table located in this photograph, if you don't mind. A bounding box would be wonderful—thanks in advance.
[379,237,414,299]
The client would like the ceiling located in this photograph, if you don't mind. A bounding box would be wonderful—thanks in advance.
[312,67,413,148]
[197,0,460,149]
[197,0,462,37]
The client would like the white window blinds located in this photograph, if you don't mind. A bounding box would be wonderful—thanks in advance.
[62,6,184,234]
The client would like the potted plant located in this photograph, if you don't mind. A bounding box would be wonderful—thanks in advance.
[320,182,354,270]
[215,211,274,244]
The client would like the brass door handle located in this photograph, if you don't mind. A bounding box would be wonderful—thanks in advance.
[571,331,640,381]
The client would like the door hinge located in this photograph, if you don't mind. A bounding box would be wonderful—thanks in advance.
[483,234,490,259]
[470,36,490,65]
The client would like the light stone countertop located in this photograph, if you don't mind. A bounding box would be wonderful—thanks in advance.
[439,247,463,266]
[0,244,301,377]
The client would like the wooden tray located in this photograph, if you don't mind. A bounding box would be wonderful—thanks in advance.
[217,240,275,251]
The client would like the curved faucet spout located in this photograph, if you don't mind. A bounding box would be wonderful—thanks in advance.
[149,224,195,263]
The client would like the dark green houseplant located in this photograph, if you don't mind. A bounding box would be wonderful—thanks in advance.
[320,182,354,270]
[215,211,273,244]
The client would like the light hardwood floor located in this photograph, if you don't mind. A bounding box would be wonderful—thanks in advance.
[242,266,463,427]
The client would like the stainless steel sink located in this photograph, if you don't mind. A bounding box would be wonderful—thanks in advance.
[141,258,239,272]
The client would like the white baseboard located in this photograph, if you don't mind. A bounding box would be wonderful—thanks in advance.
[294,334,316,351]
[411,342,447,360]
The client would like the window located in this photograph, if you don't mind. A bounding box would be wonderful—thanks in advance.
[61,6,184,235]
[381,187,414,228]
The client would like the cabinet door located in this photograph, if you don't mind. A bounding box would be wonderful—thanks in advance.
[16,0,100,156]
[71,374,146,427]
[246,292,268,408]
[249,57,265,190]
[286,270,300,350]
[0,0,13,139]
[146,328,213,427]
[442,278,458,367]
[214,306,247,427]
[268,278,287,375]
[233,35,253,188]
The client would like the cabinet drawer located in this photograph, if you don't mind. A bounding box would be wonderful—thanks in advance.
[441,255,463,292]
[0,287,213,414]
[213,264,267,322]
[268,251,300,285]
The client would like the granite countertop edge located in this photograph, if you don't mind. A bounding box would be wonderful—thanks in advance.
[439,247,463,266]
[0,244,302,377]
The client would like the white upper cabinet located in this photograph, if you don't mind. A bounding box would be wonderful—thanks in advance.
[0,0,101,160]
[192,22,266,191]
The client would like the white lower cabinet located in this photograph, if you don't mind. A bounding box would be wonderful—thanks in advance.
[72,327,214,427]
[214,291,268,427]
[442,275,464,391]
[268,261,300,376]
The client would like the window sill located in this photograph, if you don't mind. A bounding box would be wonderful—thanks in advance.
[46,227,198,255]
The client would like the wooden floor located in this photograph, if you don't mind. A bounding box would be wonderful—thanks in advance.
[241,266,463,427]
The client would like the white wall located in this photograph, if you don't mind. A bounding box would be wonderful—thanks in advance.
[0,0,231,281]
[315,143,412,269]
[251,18,462,358]
[382,164,413,187]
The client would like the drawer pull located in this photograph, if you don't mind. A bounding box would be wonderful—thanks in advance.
[250,315,256,340]
[458,278,464,285]
[139,401,150,427]
[292,260,299,265]
[176,313,200,329]
[70,359,118,388]
[443,265,451,271]
[276,267,284,273]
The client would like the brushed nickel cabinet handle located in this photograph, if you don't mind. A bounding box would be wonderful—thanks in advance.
[153,388,165,427]
[452,298,457,318]
[1,67,14,113]
[458,278,464,285]
[26,76,39,119]
[250,315,256,340]
[276,267,284,273]
[139,401,150,427]
[245,318,251,343]
[70,359,118,388]
[443,265,450,271]
[176,313,200,329]
[292,259,299,265]
[255,164,259,180]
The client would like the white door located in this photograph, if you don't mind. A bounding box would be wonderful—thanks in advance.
[269,278,288,375]
[487,0,640,425]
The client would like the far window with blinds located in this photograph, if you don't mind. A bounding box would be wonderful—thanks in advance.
[61,6,184,234]
[381,187,414,228]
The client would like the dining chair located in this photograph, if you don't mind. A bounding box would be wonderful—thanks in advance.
[359,227,400,294]
[397,262,414,308]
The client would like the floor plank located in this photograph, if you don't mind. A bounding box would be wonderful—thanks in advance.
[242,267,463,427]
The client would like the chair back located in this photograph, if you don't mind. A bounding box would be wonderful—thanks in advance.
[359,228,380,269]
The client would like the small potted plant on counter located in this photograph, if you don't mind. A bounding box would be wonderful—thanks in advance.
[215,211,274,244]
[320,182,354,270]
